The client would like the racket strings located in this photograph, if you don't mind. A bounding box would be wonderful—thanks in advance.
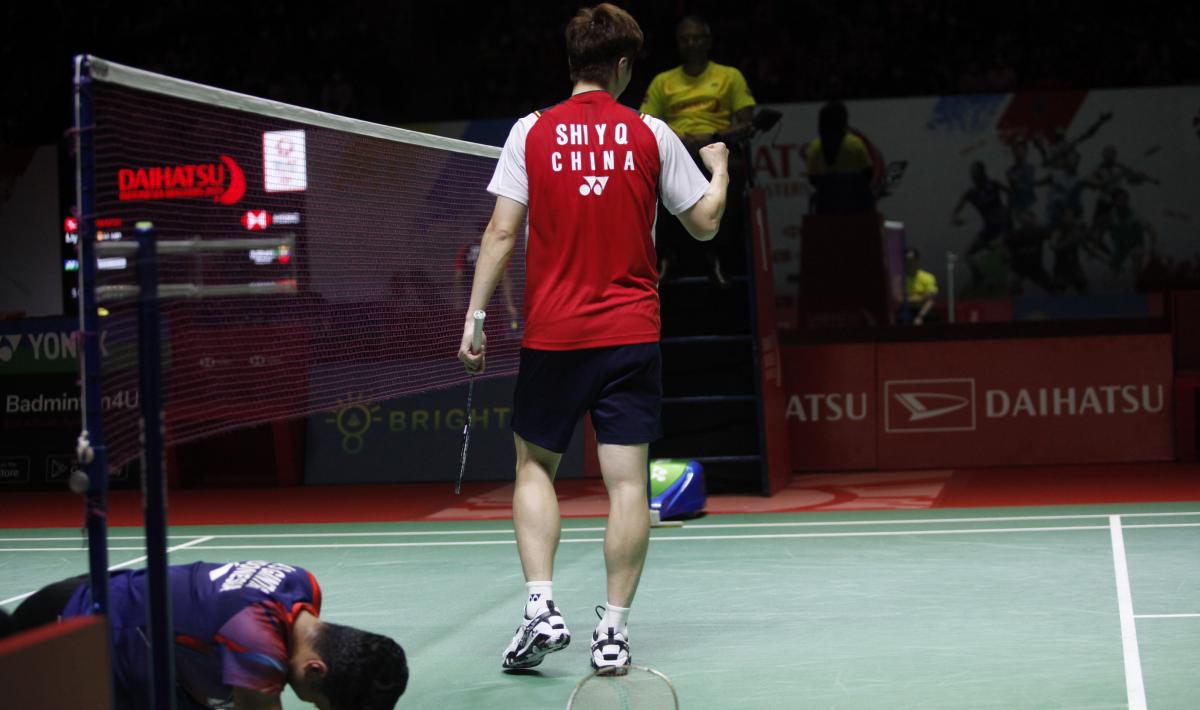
[566,665,679,710]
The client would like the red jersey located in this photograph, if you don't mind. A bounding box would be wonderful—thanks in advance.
[488,90,709,350]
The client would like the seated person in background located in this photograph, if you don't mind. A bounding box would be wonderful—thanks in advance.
[6,561,408,710]
[903,248,938,325]
[640,14,756,287]
[805,101,876,215]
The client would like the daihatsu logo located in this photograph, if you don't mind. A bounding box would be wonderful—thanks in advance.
[885,379,976,432]
[893,393,970,422]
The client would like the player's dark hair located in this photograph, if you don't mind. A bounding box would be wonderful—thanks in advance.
[676,14,711,36]
[818,101,849,167]
[565,3,644,85]
[315,623,408,710]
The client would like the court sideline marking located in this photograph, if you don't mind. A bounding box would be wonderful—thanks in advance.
[0,535,212,607]
[1110,515,1147,710]
[3,523,1199,552]
[2,510,1198,543]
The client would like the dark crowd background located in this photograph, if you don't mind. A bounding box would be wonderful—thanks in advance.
[1,0,1196,146]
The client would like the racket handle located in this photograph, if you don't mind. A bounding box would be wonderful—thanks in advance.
[472,310,486,352]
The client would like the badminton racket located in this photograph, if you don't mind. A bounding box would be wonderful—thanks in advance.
[566,665,679,710]
[456,310,485,494]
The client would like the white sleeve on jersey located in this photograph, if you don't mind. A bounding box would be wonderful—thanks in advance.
[643,114,711,216]
[487,113,538,206]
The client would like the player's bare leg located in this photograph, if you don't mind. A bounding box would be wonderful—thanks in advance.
[597,442,651,606]
[502,434,570,669]
[512,434,562,581]
[592,441,649,668]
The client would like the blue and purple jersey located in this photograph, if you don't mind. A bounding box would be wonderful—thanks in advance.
[64,561,321,708]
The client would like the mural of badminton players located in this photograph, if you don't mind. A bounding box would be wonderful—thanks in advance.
[1005,209,1057,295]
[1088,144,1160,239]
[1050,205,1092,294]
[1033,112,1113,172]
[1104,188,1157,285]
[1004,140,1041,221]
[952,161,1012,293]
[1044,149,1088,232]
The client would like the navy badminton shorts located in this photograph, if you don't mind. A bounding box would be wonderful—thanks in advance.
[511,342,662,453]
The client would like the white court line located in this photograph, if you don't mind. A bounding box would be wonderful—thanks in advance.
[3,510,1198,543]
[107,535,214,571]
[1135,613,1200,619]
[0,525,1124,552]
[0,530,537,542]
[0,536,213,607]
[3,523,1199,553]
[1109,515,1147,710]
[682,510,1200,530]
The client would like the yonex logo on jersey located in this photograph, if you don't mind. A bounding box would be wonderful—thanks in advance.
[579,176,610,196]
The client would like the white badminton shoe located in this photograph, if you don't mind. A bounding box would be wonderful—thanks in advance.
[590,606,631,669]
[501,600,571,669]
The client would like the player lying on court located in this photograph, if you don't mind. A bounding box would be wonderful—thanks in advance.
[458,4,728,671]
[5,561,407,710]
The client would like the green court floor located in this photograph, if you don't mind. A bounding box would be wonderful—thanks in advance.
[3,503,1198,709]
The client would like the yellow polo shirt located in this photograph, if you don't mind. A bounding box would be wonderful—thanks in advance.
[640,61,756,137]
[806,134,872,176]
[906,269,939,302]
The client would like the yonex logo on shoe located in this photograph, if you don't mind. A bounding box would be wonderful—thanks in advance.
[579,175,609,196]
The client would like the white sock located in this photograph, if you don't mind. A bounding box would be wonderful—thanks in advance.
[598,603,630,637]
[525,581,553,616]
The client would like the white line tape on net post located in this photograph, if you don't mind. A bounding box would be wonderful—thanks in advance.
[96,236,296,256]
[96,281,299,303]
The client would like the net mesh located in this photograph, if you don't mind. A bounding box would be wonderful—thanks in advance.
[82,61,523,470]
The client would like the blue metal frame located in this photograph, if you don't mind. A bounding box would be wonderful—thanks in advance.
[75,55,109,613]
[75,52,116,710]
[740,139,772,495]
[135,222,177,710]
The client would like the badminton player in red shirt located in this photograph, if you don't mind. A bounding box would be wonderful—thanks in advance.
[458,3,729,671]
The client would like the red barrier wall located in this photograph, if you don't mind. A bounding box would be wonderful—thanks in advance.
[784,343,877,471]
[784,334,1173,470]
[0,615,112,709]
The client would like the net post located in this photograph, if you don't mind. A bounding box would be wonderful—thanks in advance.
[946,251,958,323]
[74,58,116,707]
[135,221,176,710]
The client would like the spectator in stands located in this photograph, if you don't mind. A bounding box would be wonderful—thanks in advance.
[641,14,756,288]
[902,247,938,325]
[804,101,877,215]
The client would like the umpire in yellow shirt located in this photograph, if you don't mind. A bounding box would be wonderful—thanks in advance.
[903,248,939,325]
[641,15,756,287]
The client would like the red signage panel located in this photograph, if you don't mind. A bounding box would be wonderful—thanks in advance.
[876,335,1172,468]
[782,343,877,471]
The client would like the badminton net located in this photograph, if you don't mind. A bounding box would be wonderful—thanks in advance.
[78,56,522,471]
